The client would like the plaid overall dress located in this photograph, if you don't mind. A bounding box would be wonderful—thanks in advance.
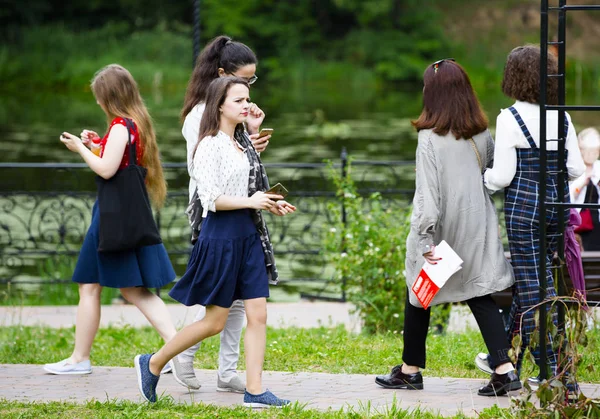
[504,107,569,375]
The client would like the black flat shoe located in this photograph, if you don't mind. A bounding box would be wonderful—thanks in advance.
[375,364,424,390]
[478,370,522,397]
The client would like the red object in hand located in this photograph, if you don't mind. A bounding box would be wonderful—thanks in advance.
[91,135,102,156]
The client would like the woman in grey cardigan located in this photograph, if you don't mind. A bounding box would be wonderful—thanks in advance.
[375,59,520,397]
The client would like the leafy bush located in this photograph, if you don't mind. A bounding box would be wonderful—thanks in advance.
[510,298,598,417]
[323,162,411,334]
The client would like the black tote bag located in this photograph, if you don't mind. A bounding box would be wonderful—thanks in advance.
[95,118,162,252]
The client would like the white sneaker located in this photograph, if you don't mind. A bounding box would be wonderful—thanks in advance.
[161,361,173,374]
[43,358,92,375]
[474,353,494,375]
[171,358,201,390]
[217,375,245,393]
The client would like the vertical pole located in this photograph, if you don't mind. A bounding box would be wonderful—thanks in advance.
[556,0,567,345]
[193,0,201,67]
[539,0,550,383]
[341,147,348,302]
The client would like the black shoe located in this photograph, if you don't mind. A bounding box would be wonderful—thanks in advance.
[478,370,522,397]
[375,364,424,390]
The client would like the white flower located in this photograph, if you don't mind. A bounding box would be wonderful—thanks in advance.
[364,226,370,232]
[375,247,380,252]
[341,252,348,258]
[393,313,400,318]
[330,228,337,233]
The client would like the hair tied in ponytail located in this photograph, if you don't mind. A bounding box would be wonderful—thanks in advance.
[181,36,257,120]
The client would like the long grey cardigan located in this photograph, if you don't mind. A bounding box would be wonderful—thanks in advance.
[405,129,514,307]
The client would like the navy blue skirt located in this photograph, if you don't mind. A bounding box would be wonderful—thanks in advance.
[169,209,269,308]
[72,201,176,289]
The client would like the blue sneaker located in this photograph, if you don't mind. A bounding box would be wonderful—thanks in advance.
[243,389,290,408]
[134,354,159,403]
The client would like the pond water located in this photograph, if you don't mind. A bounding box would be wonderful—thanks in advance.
[1,80,599,304]
[2,80,599,165]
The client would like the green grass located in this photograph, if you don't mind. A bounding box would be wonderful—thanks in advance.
[2,325,600,383]
[0,398,511,419]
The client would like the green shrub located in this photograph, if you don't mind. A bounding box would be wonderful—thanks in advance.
[510,298,599,417]
[323,161,411,334]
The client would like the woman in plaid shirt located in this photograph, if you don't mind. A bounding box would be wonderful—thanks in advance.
[478,45,585,389]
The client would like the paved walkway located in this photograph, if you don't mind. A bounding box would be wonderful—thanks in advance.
[0,364,571,416]
[7,302,586,333]
[3,364,600,416]
[3,303,598,334]
[0,302,363,332]
[2,304,599,415]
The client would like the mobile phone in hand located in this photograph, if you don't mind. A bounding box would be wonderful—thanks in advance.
[257,128,273,139]
[266,182,288,200]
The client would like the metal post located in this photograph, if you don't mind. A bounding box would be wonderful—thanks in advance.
[539,0,550,382]
[556,0,567,343]
[341,147,348,302]
[193,0,201,67]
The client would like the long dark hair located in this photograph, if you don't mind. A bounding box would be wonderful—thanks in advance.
[412,60,488,140]
[181,35,257,120]
[193,77,250,157]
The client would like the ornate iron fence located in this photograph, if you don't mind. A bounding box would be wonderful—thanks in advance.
[0,151,415,301]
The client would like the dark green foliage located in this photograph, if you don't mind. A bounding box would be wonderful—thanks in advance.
[510,298,600,417]
[0,0,448,86]
[323,161,411,334]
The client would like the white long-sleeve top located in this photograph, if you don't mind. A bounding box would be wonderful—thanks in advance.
[570,161,600,220]
[484,100,585,192]
[182,103,207,201]
[193,131,250,217]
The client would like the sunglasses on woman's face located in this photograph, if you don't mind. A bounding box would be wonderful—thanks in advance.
[432,58,455,73]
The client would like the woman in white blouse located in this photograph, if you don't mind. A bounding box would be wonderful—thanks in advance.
[135,77,294,408]
[176,36,273,393]
[570,127,600,250]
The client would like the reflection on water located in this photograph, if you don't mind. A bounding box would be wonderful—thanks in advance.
[0,84,420,164]
[1,81,598,303]
[2,82,599,164]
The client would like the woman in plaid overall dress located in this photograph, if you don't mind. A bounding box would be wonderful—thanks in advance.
[503,106,569,374]
[482,46,585,381]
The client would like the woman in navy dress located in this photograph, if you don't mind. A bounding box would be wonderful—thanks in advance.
[135,77,294,408]
[44,64,179,376]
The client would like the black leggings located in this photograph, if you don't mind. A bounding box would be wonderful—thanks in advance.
[402,291,511,369]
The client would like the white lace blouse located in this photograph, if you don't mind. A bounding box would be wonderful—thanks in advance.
[192,130,250,217]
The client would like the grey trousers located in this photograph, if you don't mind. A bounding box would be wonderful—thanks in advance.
[177,299,245,380]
